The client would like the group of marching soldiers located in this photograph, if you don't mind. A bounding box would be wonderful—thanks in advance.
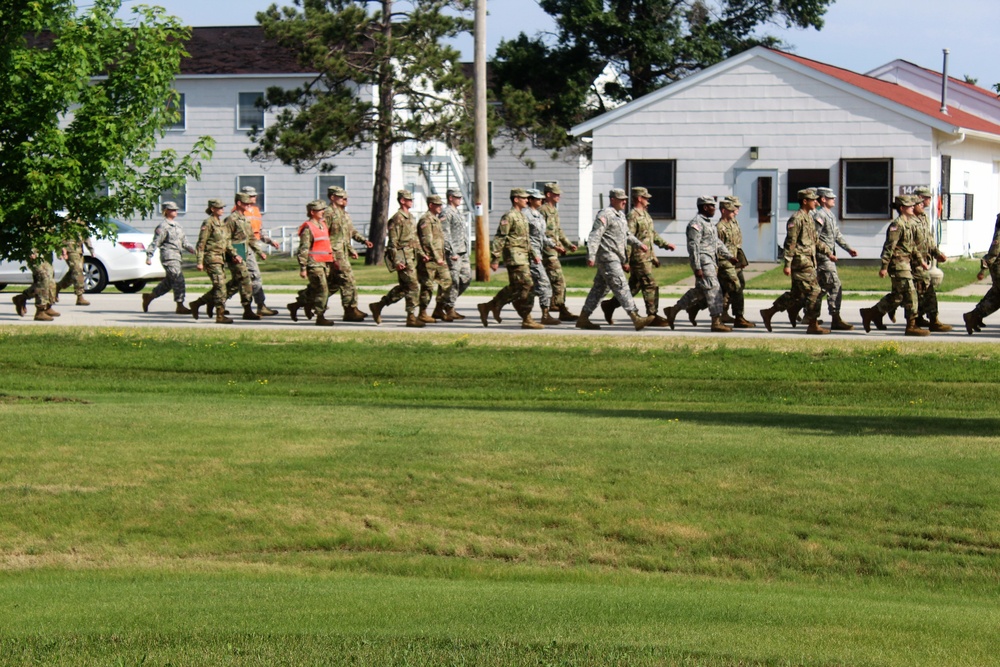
[11,231,93,322]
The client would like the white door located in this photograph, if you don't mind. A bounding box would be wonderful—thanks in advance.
[734,169,779,261]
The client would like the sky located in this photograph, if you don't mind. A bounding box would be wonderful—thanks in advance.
[112,0,999,90]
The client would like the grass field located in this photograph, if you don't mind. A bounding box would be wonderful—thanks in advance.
[1,328,999,665]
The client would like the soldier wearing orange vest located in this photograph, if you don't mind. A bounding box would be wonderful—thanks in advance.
[289,200,335,326]
[235,186,281,316]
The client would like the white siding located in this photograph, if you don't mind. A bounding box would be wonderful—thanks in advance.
[936,133,1000,256]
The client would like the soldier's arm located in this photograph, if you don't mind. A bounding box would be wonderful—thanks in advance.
[833,223,854,254]
[195,224,209,265]
[491,216,511,263]
[586,215,607,263]
[982,221,1000,270]
[781,219,798,268]
[147,225,166,259]
[685,223,701,274]
[296,227,314,269]
[880,224,900,271]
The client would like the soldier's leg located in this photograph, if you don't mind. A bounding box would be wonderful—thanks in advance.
[417,261,434,311]
[581,270,610,317]
[531,261,553,309]
[816,264,841,317]
[544,256,567,308]
[245,253,266,308]
[603,260,641,314]
[509,265,536,318]
[431,263,453,310]
[208,264,227,313]
[340,260,359,309]
[308,266,330,315]
[635,263,659,315]
[401,265,420,315]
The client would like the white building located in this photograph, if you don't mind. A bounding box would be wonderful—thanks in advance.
[570,46,1000,260]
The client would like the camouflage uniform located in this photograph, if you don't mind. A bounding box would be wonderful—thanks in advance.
[911,210,942,320]
[672,212,733,317]
[581,205,643,317]
[20,253,56,309]
[194,215,236,313]
[296,218,331,317]
[525,205,555,308]
[441,203,471,304]
[540,201,573,309]
[234,203,275,309]
[146,215,195,304]
[813,206,854,317]
[619,208,671,316]
[967,214,1000,324]
[715,214,747,319]
[490,206,537,317]
[224,210,260,307]
[874,214,920,320]
[376,208,422,316]
[417,209,453,312]
[325,203,369,312]
[55,234,94,299]
[769,208,832,321]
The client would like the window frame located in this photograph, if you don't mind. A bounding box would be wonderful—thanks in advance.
[237,92,265,131]
[625,159,676,220]
[317,175,347,200]
[166,92,186,131]
[237,175,266,212]
[840,158,893,220]
[159,182,187,213]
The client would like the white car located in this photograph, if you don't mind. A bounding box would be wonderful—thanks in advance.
[0,219,166,294]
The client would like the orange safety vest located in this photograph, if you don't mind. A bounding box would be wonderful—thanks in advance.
[299,219,333,263]
[233,204,264,239]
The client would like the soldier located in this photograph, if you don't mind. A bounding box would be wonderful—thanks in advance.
[12,248,61,321]
[811,187,858,330]
[962,212,1000,334]
[325,185,373,322]
[714,198,755,328]
[859,195,929,336]
[190,199,241,324]
[236,186,281,316]
[288,200,335,326]
[141,201,196,314]
[911,186,951,332]
[477,188,543,330]
[370,190,425,328]
[54,227,94,306]
[663,196,736,332]
[222,192,263,320]
[576,188,654,331]
[438,188,470,321]
[600,186,675,326]
[524,188,561,325]
[416,194,454,323]
[539,183,579,321]
[759,188,835,334]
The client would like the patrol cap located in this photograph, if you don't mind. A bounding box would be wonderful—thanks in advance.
[816,187,836,199]
[527,188,544,199]
[697,195,717,207]
[724,195,742,207]
[609,188,627,200]
[307,199,327,212]
[510,187,528,198]
[206,198,225,213]
[162,201,179,211]
[543,182,561,194]
[797,188,819,201]
[240,186,257,196]
[720,200,737,211]
[327,185,348,197]
[914,186,933,198]
[631,186,652,199]
[427,194,443,205]
[397,189,414,200]
[446,188,463,198]
[236,192,253,204]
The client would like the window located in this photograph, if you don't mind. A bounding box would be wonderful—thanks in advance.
[786,168,829,210]
[166,93,185,130]
[841,158,892,219]
[626,160,676,219]
[317,175,347,199]
[238,92,264,130]
[533,181,554,194]
[942,193,975,221]
[237,175,265,211]
[160,182,187,212]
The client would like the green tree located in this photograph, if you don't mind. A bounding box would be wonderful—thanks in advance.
[493,0,835,153]
[250,0,472,265]
[0,0,214,262]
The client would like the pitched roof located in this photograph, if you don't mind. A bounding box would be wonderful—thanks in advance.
[180,26,315,76]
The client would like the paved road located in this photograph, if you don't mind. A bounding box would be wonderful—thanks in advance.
[3,289,996,343]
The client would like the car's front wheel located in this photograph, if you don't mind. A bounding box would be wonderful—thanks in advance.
[84,259,109,293]
[113,280,147,294]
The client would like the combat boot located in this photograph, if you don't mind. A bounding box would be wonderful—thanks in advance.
[141,293,154,312]
[886,307,897,324]
[600,298,617,324]
[315,313,334,327]
[343,305,367,322]
[557,304,578,322]
[962,310,981,335]
[258,305,278,317]
[710,316,732,332]
[720,311,735,324]
[928,317,953,332]
[490,300,504,323]
[405,312,425,328]
[521,314,544,330]
[914,315,930,327]
[12,294,28,317]
[175,302,192,315]
[663,304,681,330]
[417,308,437,324]
[759,306,779,332]
[687,308,700,326]
[439,307,455,322]
[33,306,53,322]
[575,312,601,330]
[859,306,884,333]
[304,304,314,320]
[476,301,491,327]
[369,299,385,324]
[806,318,829,335]
[190,298,205,320]
[629,310,654,331]
[540,308,561,325]
[650,314,671,327]
[45,306,60,317]
[905,318,930,337]
[242,304,262,320]
[788,307,800,328]
[445,308,462,322]
[432,302,445,321]
[830,314,854,331]
[733,315,755,328]
[76,295,90,306]
[215,307,234,324]
[287,302,300,322]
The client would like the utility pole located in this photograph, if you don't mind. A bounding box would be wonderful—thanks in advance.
[473,0,490,280]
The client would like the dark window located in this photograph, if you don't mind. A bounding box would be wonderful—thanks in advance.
[237,175,265,212]
[942,193,974,221]
[757,176,773,224]
[841,158,893,219]
[317,175,347,199]
[159,182,186,212]
[786,168,830,210]
[238,92,264,130]
[166,93,185,130]
[533,181,554,194]
[626,160,676,219]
